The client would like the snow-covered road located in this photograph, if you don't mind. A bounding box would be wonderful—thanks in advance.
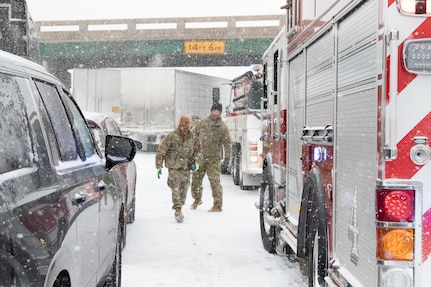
[122,152,306,286]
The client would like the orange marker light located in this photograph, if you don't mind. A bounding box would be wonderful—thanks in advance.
[376,227,414,261]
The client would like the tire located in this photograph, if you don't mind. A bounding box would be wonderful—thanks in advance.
[0,253,31,286]
[259,164,276,253]
[120,207,127,250]
[232,145,241,185]
[238,147,245,190]
[221,151,230,174]
[104,224,122,287]
[126,196,136,224]
[239,169,249,190]
[308,223,328,287]
[303,170,328,287]
[53,271,71,287]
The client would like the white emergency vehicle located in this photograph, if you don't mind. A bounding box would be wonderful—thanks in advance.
[257,1,431,286]
[224,66,263,189]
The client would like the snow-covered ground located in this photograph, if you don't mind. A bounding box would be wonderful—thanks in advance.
[122,152,307,286]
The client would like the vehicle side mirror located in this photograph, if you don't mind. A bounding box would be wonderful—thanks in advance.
[105,135,138,170]
[134,140,143,151]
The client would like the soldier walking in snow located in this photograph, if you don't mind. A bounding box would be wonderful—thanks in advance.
[156,115,199,223]
[190,102,231,212]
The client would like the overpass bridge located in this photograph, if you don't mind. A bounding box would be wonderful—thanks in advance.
[36,15,285,86]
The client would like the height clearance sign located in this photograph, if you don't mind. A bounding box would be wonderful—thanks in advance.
[184,41,225,54]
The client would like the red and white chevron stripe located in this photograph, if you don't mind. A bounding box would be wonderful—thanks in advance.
[386,0,431,266]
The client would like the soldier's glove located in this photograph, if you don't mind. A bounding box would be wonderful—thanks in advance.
[157,168,162,179]
[192,163,199,172]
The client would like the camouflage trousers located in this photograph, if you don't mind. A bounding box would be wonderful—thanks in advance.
[191,156,223,208]
[167,169,191,209]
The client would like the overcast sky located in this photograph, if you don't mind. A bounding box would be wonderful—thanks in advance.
[27,0,285,21]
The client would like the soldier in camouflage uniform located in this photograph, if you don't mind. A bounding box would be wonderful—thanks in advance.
[191,102,231,212]
[156,115,199,223]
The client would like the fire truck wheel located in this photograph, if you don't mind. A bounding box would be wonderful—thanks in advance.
[308,224,328,287]
[259,164,276,253]
[303,170,328,286]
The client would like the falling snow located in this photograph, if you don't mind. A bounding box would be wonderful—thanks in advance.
[121,152,307,286]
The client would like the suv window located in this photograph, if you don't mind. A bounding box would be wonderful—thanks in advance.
[60,89,96,160]
[0,73,34,174]
[35,80,78,162]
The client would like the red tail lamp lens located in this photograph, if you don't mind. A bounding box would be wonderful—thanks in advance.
[376,189,414,222]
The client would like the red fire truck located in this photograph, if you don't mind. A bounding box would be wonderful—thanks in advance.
[257,1,431,286]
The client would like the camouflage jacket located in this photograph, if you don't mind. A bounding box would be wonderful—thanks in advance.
[193,114,231,161]
[155,128,196,170]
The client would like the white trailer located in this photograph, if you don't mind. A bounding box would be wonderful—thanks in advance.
[224,67,263,189]
[72,67,230,151]
[257,1,431,287]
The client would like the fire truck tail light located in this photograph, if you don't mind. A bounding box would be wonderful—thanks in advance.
[376,189,415,222]
[376,227,414,260]
[403,39,431,73]
[378,266,413,287]
[398,0,431,15]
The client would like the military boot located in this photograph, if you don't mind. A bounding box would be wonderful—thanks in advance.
[208,206,222,212]
[190,199,202,210]
[174,208,184,223]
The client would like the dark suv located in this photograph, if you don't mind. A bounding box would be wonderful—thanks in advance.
[0,51,138,286]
